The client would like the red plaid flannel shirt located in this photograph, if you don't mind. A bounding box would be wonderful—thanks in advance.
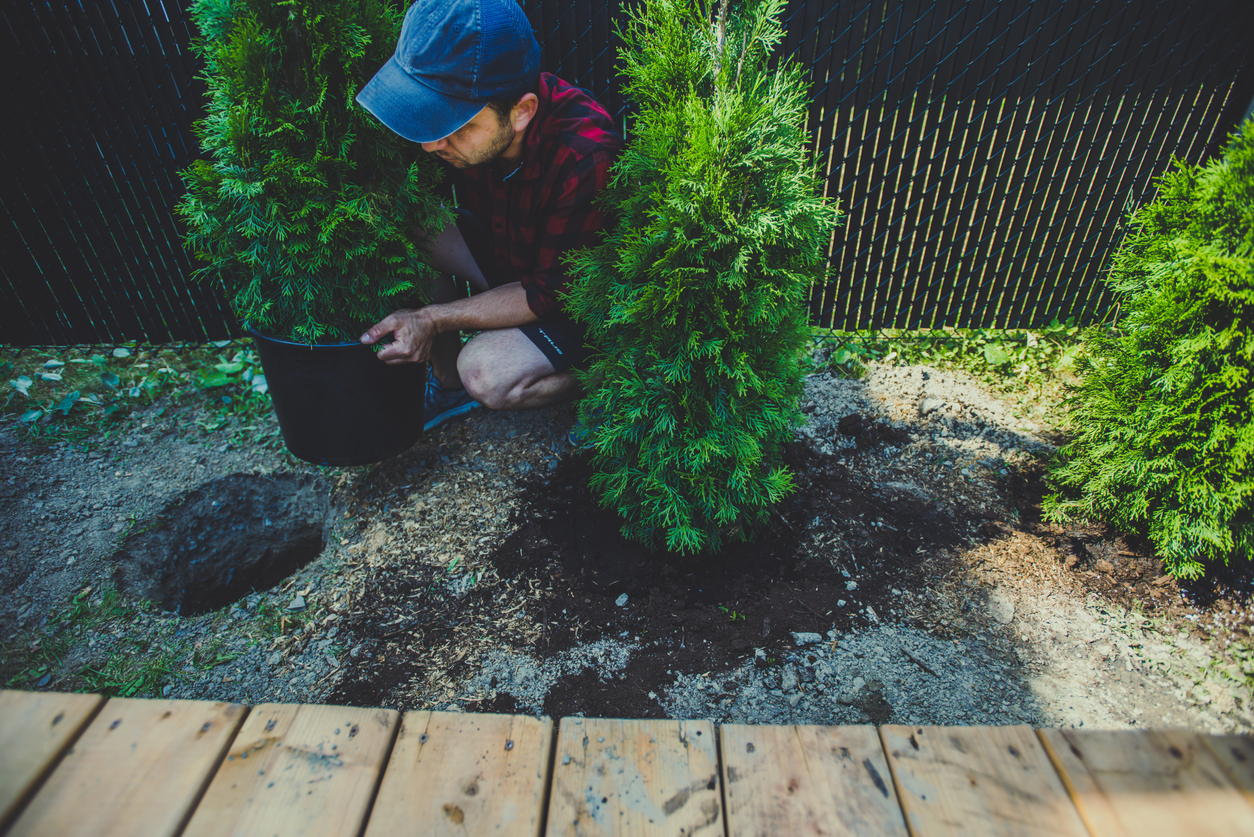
[448,73,623,320]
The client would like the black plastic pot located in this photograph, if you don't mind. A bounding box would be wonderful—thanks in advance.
[248,328,424,466]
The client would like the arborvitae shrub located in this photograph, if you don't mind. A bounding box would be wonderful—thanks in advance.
[178,0,449,343]
[564,0,841,553]
[1045,119,1254,578]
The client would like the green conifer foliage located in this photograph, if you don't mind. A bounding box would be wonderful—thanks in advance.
[1045,119,1254,578]
[178,0,450,343]
[564,0,841,553]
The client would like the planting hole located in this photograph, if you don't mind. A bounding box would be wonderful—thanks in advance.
[112,473,332,615]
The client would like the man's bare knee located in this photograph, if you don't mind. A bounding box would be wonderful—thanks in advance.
[458,356,510,410]
[459,361,490,407]
[458,329,574,411]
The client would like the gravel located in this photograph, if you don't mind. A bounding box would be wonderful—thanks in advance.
[461,639,642,714]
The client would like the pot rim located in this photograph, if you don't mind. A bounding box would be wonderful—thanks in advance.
[246,325,369,351]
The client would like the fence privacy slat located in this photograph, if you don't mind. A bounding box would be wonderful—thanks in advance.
[2,0,1252,344]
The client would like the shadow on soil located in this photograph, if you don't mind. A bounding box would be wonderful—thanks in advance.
[331,428,1051,721]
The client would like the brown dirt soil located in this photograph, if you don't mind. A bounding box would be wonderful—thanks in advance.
[2,349,1251,732]
[329,439,972,717]
[327,415,1252,729]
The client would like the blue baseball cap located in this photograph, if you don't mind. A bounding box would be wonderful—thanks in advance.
[356,0,541,144]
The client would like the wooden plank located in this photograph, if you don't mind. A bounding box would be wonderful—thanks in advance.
[720,724,909,837]
[545,717,721,837]
[0,690,103,829]
[182,703,399,837]
[1038,728,1254,837]
[880,724,1088,837]
[364,710,552,837]
[6,698,245,837]
[1202,734,1254,808]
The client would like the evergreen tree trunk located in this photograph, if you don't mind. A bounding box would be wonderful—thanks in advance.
[565,0,841,552]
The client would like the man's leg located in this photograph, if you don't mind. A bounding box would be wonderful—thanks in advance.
[428,218,491,294]
[458,328,583,410]
[424,219,491,390]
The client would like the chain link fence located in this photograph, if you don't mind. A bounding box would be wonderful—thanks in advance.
[2,0,1251,343]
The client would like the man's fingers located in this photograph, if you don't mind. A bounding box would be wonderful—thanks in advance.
[375,342,418,364]
[359,321,390,344]
[360,310,407,344]
[363,309,432,364]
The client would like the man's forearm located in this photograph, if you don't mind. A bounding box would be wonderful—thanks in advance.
[362,281,540,366]
[422,281,538,334]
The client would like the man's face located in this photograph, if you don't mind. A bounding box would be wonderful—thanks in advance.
[421,105,513,168]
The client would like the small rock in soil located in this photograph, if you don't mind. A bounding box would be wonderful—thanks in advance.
[989,589,1016,624]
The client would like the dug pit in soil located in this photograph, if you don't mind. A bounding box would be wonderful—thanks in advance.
[111,473,333,615]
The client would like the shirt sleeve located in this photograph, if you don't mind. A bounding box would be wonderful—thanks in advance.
[519,147,616,319]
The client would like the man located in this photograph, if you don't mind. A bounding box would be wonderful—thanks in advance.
[355,0,622,431]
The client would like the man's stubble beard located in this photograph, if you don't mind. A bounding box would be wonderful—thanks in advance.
[442,116,515,169]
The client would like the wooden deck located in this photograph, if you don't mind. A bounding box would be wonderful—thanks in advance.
[1,690,1252,836]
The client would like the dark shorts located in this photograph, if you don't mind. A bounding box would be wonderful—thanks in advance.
[454,209,593,373]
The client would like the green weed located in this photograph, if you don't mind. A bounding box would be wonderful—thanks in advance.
[247,598,312,639]
[2,341,274,449]
[1214,642,1254,693]
[191,640,240,670]
[813,320,1081,384]
[79,645,179,698]
[0,585,146,692]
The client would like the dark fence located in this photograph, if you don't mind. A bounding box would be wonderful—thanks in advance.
[781,0,1254,330]
[2,0,1252,344]
[1,0,221,345]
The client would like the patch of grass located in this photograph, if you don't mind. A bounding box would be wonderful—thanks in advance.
[812,320,1082,384]
[2,340,275,449]
[191,637,241,671]
[810,320,1084,423]
[3,633,72,691]
[0,585,209,699]
[1209,640,1254,697]
[69,585,138,626]
[0,585,145,691]
[247,597,314,639]
[79,644,179,698]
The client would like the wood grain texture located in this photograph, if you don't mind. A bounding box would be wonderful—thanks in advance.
[1201,733,1254,808]
[1034,728,1126,837]
[546,718,722,837]
[364,710,552,837]
[880,724,1088,837]
[6,698,245,837]
[182,703,398,837]
[0,690,103,829]
[720,724,909,837]
[1038,728,1254,837]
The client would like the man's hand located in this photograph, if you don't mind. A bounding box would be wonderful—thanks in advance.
[360,308,438,364]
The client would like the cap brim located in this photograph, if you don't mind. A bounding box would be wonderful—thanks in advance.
[356,56,484,144]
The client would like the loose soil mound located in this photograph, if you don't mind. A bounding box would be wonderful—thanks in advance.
[331,436,971,718]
